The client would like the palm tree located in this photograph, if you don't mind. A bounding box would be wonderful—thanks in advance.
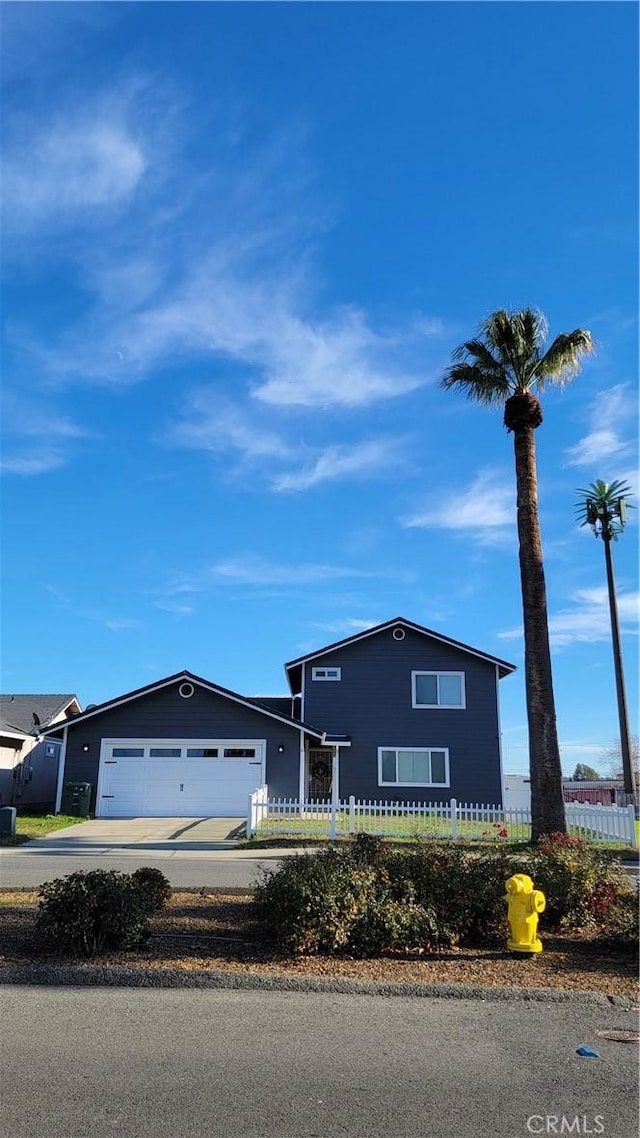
[576,479,636,806]
[441,308,595,840]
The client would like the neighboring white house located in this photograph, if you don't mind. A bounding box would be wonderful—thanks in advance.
[0,695,82,809]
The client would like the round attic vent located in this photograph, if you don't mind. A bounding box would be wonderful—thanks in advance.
[392,627,405,641]
[179,682,195,699]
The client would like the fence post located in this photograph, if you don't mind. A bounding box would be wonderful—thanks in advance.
[450,798,457,839]
[349,795,356,834]
[247,790,255,838]
[330,798,337,841]
[627,803,637,849]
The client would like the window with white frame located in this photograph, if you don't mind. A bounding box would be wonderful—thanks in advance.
[311,666,341,681]
[378,747,449,787]
[412,671,465,709]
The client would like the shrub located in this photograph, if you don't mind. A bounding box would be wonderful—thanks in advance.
[595,890,639,953]
[131,867,171,914]
[253,844,455,957]
[254,833,637,958]
[35,868,160,957]
[527,834,629,928]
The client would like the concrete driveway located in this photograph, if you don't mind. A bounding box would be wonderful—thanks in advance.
[34,816,246,850]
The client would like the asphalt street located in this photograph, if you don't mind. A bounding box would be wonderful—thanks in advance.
[0,847,281,888]
[1,844,637,891]
[1,986,638,1138]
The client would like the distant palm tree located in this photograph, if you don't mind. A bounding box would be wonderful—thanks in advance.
[576,479,636,806]
[442,309,595,840]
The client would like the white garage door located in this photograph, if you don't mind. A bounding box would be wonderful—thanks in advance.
[97,739,265,817]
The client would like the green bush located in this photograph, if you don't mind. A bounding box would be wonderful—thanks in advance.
[254,833,637,957]
[527,833,629,928]
[131,867,171,914]
[253,847,453,956]
[595,890,639,953]
[35,867,170,957]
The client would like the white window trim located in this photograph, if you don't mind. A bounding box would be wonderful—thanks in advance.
[378,746,450,788]
[311,666,342,681]
[411,671,466,709]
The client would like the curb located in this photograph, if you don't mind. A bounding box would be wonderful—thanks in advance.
[0,963,633,1007]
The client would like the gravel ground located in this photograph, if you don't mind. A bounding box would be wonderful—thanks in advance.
[1,889,637,1000]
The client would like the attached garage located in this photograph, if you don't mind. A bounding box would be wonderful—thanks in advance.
[45,671,324,818]
[97,739,265,817]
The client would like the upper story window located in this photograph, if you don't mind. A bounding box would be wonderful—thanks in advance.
[311,666,342,681]
[412,671,465,709]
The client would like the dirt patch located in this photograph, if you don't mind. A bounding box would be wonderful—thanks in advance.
[1,890,637,1000]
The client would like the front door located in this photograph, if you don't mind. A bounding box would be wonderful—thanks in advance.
[308,748,333,800]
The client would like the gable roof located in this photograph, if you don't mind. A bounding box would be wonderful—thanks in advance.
[285,616,516,692]
[0,694,81,737]
[41,671,324,740]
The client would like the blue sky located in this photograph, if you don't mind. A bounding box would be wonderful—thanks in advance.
[1,1,638,777]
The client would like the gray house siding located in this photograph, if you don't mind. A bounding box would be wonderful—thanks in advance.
[302,627,504,805]
[62,681,302,813]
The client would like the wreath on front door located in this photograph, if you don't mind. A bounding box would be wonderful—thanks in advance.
[312,760,330,780]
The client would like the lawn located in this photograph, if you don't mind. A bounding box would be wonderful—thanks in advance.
[253,811,529,841]
[251,811,634,848]
[0,812,86,847]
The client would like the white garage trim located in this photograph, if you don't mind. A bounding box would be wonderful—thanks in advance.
[96,738,266,818]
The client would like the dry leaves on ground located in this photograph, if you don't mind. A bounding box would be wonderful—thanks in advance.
[0,890,637,1000]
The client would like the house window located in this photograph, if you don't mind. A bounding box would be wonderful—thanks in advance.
[412,671,465,709]
[378,747,449,787]
[311,667,342,681]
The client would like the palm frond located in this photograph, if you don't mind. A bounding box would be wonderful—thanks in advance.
[440,362,511,406]
[533,329,595,388]
[480,309,547,389]
[518,308,548,358]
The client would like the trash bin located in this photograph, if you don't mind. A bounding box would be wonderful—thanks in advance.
[61,782,91,817]
[0,807,16,836]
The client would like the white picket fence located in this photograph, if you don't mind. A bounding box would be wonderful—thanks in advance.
[247,788,637,847]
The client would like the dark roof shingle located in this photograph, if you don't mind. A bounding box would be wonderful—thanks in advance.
[0,695,79,736]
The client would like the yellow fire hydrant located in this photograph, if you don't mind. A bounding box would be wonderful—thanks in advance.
[505,873,546,954]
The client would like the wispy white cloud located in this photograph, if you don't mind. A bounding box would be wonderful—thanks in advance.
[208,556,375,587]
[169,396,291,462]
[499,585,639,648]
[3,112,146,232]
[104,618,142,632]
[310,617,381,635]
[153,601,195,618]
[153,553,412,600]
[0,449,67,477]
[0,394,91,477]
[401,469,514,544]
[41,259,433,410]
[564,384,635,470]
[273,439,404,492]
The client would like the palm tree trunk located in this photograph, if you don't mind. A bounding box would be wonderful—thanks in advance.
[513,426,567,839]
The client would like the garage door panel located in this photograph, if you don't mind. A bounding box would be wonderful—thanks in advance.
[98,743,265,817]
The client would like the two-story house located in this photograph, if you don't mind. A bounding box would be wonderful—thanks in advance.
[44,618,515,817]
